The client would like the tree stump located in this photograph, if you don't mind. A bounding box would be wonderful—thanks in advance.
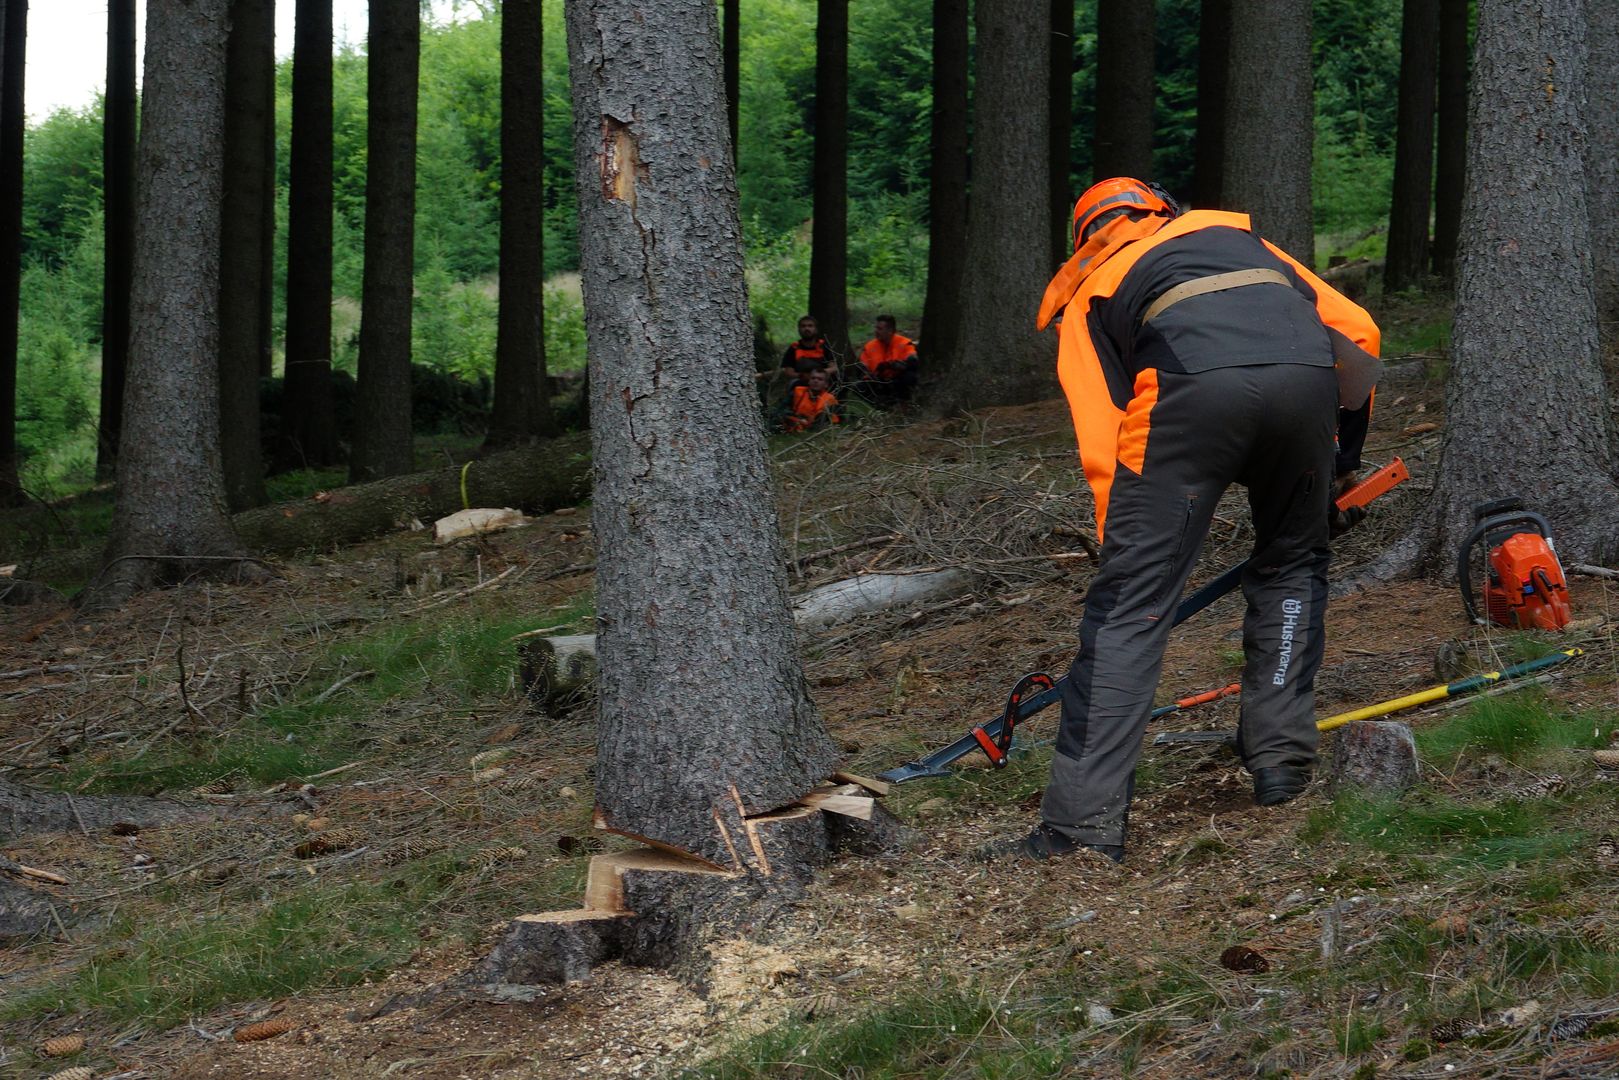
[1326,721,1420,794]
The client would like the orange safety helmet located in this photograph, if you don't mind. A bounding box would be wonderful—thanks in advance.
[1071,177,1180,251]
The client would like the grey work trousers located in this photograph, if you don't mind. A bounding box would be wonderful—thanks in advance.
[1041,363,1337,848]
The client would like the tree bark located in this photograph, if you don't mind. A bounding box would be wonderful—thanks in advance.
[488,0,556,448]
[724,0,739,157]
[565,0,837,868]
[1092,0,1155,182]
[1430,0,1468,281]
[1050,0,1074,266]
[0,0,22,507]
[98,0,138,481]
[808,0,850,361]
[1192,0,1230,210]
[1223,0,1313,261]
[282,0,339,467]
[1587,1,1619,345]
[1388,0,1619,573]
[92,0,247,608]
[1383,0,1439,295]
[350,0,419,482]
[921,0,969,372]
[219,0,274,511]
[931,0,1055,411]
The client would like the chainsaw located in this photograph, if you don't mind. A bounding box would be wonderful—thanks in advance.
[1456,498,1571,631]
[877,457,1410,784]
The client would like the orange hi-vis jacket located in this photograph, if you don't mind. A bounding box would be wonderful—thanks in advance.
[783,385,840,432]
[1037,210,1381,540]
[858,333,918,379]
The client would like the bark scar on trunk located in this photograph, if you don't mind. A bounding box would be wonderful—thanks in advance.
[600,116,647,207]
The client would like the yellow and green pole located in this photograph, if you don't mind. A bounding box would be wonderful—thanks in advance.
[1316,647,1584,733]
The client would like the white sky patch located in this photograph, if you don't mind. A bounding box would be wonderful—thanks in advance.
[23,0,475,121]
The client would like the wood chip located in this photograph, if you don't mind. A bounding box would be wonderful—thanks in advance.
[831,770,891,796]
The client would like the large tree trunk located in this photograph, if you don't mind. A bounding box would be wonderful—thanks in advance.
[0,0,22,507]
[488,0,556,448]
[931,0,1054,410]
[724,0,739,156]
[1588,2,1619,346]
[1192,0,1230,209]
[350,0,419,482]
[1379,0,1618,576]
[920,0,968,372]
[565,0,837,869]
[1383,0,1439,295]
[808,0,850,361]
[282,0,339,467]
[1224,0,1313,260]
[1092,0,1155,182]
[1430,0,1468,281]
[98,0,138,481]
[92,0,248,608]
[1049,0,1073,266]
[219,0,274,511]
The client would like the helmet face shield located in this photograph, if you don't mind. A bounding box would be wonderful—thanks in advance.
[1071,177,1180,249]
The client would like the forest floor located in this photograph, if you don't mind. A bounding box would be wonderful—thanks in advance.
[4,330,1619,1078]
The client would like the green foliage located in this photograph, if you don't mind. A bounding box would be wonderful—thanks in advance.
[21,102,106,265]
[1302,790,1577,868]
[15,219,102,495]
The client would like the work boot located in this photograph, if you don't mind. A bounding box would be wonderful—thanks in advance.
[1252,765,1311,806]
[974,823,1125,864]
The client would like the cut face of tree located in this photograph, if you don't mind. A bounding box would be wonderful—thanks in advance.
[931,0,1055,410]
[565,0,838,870]
[93,0,247,606]
[1223,0,1313,260]
[1398,0,1617,571]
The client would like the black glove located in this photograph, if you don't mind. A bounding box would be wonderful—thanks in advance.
[1329,503,1367,538]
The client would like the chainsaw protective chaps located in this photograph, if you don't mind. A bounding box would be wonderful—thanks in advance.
[1040,363,1335,848]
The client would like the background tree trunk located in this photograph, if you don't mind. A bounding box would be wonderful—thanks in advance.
[1587,1,1619,346]
[1092,0,1155,182]
[1430,0,1468,281]
[564,0,837,868]
[98,0,138,481]
[0,0,23,507]
[921,0,969,372]
[808,0,850,361]
[724,0,739,156]
[1192,0,1230,209]
[95,0,246,605]
[1412,0,1618,569]
[282,0,338,466]
[1050,0,1073,265]
[1223,0,1313,260]
[219,0,274,511]
[931,0,1054,410]
[350,0,419,482]
[488,0,556,447]
[1383,0,1439,295]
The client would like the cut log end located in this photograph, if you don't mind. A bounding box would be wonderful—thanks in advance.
[1326,720,1420,794]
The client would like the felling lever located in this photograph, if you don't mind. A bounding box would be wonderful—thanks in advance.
[877,460,1409,784]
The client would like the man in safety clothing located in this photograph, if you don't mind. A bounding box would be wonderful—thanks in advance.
[850,315,919,408]
[1003,177,1381,863]
[780,315,838,386]
[778,367,841,433]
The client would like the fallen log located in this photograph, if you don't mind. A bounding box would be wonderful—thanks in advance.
[21,434,592,585]
[0,779,201,842]
[790,570,971,631]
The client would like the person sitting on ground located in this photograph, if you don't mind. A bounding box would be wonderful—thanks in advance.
[779,315,837,387]
[850,314,919,407]
[779,368,841,433]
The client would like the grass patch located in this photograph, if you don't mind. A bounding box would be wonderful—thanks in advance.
[1413,691,1609,768]
[1302,790,1577,868]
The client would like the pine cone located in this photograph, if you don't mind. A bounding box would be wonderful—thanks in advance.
[44,1068,96,1080]
[468,845,528,868]
[1218,945,1270,973]
[193,776,234,795]
[1593,749,1619,769]
[470,748,513,769]
[1597,835,1618,863]
[502,774,541,793]
[1506,774,1566,800]
[1430,1017,1473,1043]
[234,1017,295,1043]
[1548,1015,1593,1040]
[40,1034,85,1057]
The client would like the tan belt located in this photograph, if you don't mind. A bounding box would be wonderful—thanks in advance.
[1142,268,1292,324]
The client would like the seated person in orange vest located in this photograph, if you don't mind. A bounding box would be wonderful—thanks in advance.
[779,315,837,387]
[850,314,919,407]
[778,368,841,433]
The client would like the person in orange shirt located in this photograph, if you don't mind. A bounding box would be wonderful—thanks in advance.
[778,368,841,433]
[849,315,918,407]
[984,177,1380,865]
[779,315,838,386]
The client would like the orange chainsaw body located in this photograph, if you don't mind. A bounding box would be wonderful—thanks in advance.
[1484,531,1571,631]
